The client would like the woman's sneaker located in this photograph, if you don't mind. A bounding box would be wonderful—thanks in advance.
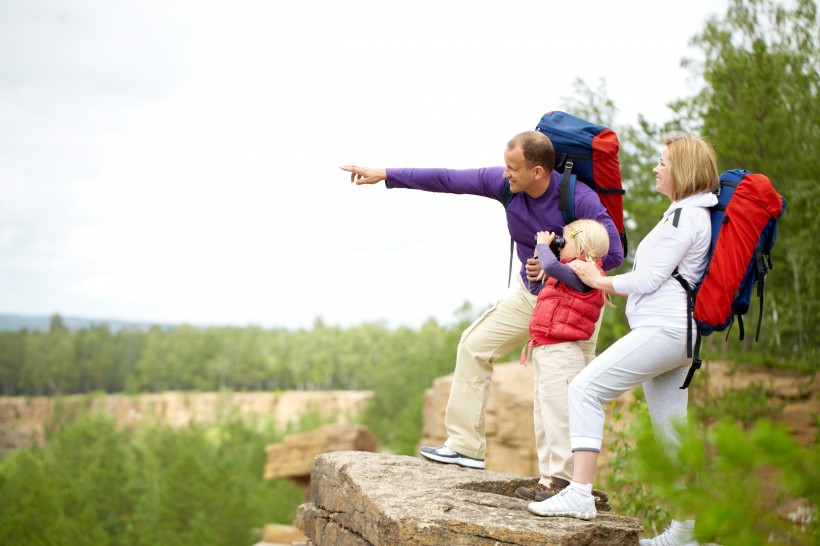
[527,486,596,520]
[419,445,485,469]
[639,526,699,545]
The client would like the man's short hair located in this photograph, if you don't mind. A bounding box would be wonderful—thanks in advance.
[508,131,555,171]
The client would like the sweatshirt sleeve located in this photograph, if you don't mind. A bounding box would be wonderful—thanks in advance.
[611,214,693,295]
[385,167,507,201]
[571,184,624,271]
[536,245,592,293]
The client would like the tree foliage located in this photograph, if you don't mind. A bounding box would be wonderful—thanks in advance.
[0,312,476,454]
[672,0,819,363]
[0,412,302,546]
[623,406,818,545]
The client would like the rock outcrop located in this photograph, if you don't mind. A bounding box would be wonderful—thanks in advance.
[296,451,643,546]
[0,391,373,456]
[265,423,378,481]
[418,361,818,478]
[264,423,378,501]
[420,362,630,477]
[257,523,309,546]
[420,361,539,476]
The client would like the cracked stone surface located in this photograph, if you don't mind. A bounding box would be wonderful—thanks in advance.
[295,451,643,546]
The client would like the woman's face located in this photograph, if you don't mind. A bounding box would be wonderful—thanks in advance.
[653,146,675,198]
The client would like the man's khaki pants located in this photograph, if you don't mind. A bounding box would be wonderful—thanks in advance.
[443,276,601,480]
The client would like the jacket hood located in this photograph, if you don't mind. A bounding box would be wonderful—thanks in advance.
[662,191,718,219]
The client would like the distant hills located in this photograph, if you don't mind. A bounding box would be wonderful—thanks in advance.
[0,313,161,333]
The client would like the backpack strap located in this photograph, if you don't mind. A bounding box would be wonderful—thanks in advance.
[673,267,703,389]
[671,207,683,227]
[753,241,768,341]
[508,238,515,288]
[735,243,769,342]
[680,333,703,389]
[670,207,702,389]
[501,179,516,207]
[558,160,577,225]
[501,180,517,287]
[671,266,695,359]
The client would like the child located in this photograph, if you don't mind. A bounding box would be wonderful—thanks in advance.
[516,218,612,504]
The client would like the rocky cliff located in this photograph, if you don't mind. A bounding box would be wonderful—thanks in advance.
[419,361,818,478]
[419,361,632,477]
[0,391,373,456]
[296,451,643,546]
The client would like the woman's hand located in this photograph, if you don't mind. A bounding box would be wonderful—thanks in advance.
[340,165,387,185]
[568,259,603,289]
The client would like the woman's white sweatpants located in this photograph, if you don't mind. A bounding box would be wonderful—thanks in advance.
[568,326,691,453]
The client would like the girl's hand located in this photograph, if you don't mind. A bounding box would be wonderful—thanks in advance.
[536,231,555,245]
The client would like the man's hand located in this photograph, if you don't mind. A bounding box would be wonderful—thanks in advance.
[340,165,387,185]
[525,257,543,283]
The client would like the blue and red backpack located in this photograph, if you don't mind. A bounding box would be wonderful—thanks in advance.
[501,111,626,285]
[673,169,787,388]
[535,111,626,254]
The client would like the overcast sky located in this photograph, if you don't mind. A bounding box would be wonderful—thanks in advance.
[0,0,727,330]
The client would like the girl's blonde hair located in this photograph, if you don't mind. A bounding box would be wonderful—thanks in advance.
[565,218,614,307]
[665,134,720,200]
[564,218,610,262]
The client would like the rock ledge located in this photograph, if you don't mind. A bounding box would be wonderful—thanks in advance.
[296,451,642,545]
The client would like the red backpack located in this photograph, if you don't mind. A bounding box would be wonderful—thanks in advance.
[673,169,786,388]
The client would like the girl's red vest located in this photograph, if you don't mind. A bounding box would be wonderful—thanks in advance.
[529,258,605,346]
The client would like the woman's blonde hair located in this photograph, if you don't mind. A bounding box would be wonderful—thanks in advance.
[564,218,610,262]
[665,134,720,200]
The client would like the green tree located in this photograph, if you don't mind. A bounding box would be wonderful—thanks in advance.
[629,411,818,545]
[0,410,303,546]
[672,0,820,364]
[0,331,26,395]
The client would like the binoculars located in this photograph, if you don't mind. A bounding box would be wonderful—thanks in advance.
[534,234,566,252]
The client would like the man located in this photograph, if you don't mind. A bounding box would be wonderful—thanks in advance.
[341,130,623,501]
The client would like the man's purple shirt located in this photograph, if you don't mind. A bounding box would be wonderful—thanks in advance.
[385,166,624,294]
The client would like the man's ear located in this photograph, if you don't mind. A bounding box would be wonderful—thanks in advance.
[534,165,547,179]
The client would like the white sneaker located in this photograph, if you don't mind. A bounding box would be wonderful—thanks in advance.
[639,526,699,546]
[527,486,596,520]
[418,445,485,469]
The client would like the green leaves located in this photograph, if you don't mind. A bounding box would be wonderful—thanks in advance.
[673,0,820,363]
[615,411,819,545]
[0,412,303,546]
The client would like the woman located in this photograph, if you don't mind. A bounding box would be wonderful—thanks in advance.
[527,135,719,546]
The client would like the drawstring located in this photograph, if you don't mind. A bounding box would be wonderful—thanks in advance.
[520,340,535,367]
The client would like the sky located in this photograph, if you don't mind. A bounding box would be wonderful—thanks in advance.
[0,0,728,330]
